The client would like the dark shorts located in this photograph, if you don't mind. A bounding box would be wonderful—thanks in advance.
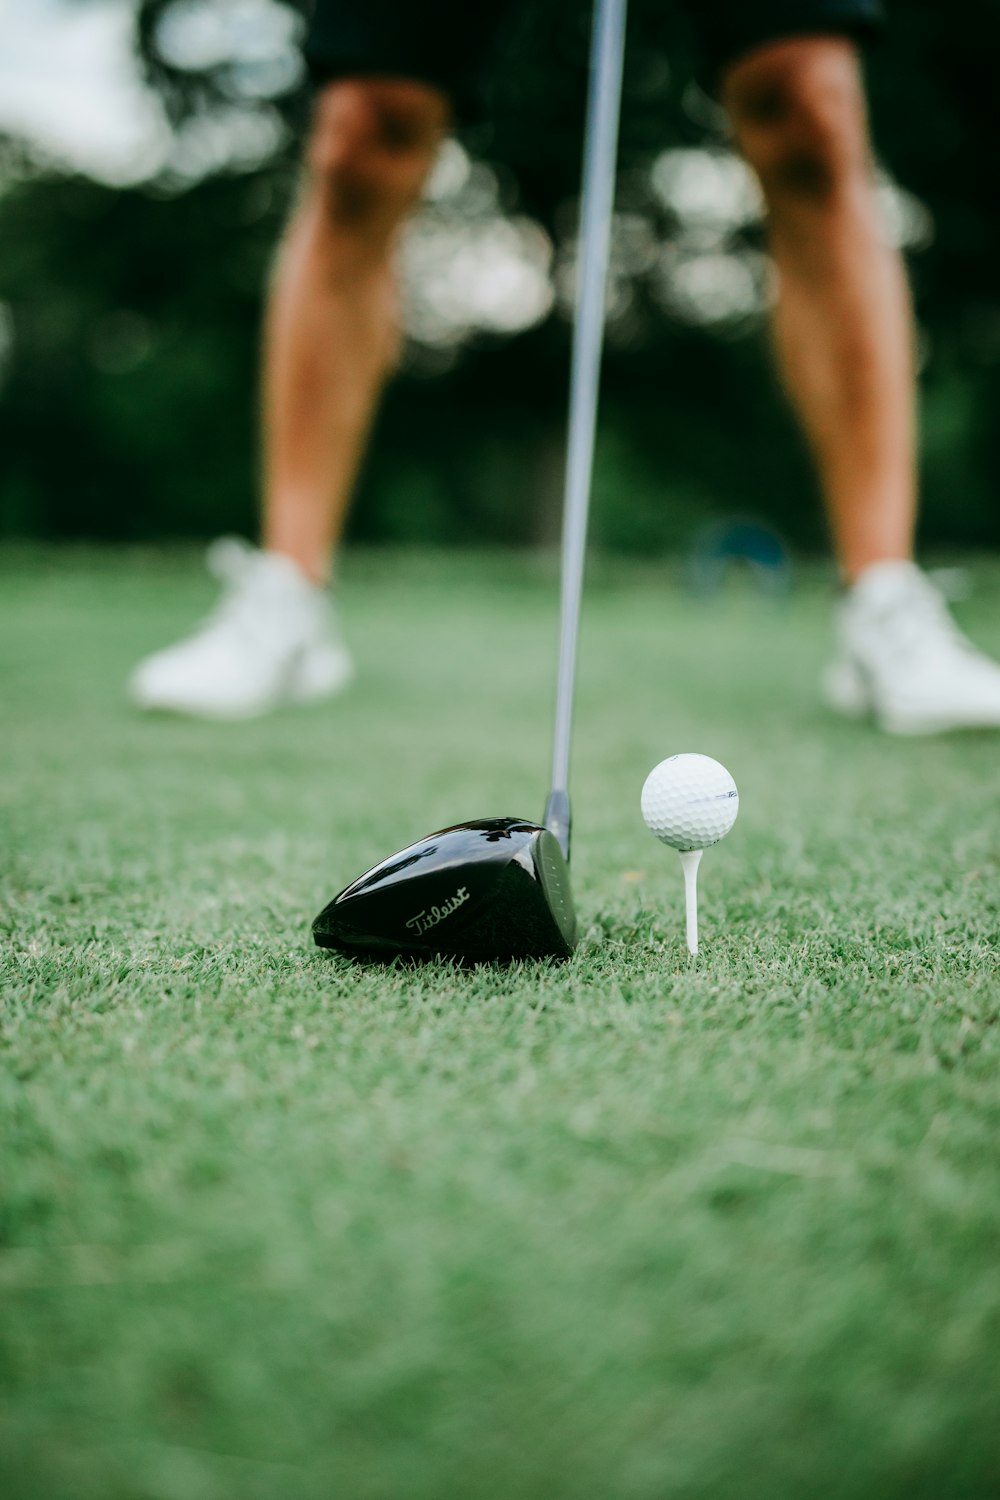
[303,0,885,101]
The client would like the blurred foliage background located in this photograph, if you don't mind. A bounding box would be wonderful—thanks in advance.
[0,0,998,554]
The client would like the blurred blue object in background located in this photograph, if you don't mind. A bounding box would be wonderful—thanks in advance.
[687,517,792,598]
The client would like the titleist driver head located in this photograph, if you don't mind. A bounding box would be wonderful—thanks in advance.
[312,817,577,964]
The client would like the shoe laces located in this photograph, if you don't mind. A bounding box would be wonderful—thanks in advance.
[192,538,279,643]
[865,570,976,665]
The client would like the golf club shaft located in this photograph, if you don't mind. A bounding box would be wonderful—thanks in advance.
[546,0,628,859]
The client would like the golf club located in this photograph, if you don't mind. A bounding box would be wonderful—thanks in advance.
[312,0,628,962]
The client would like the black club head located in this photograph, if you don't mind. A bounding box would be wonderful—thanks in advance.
[312,817,577,964]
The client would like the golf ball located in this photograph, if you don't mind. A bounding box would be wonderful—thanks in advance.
[641,754,739,851]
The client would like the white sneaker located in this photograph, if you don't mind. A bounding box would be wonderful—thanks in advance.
[822,560,1000,735]
[129,538,354,719]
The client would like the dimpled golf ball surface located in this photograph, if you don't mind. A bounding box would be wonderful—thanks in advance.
[641,754,739,851]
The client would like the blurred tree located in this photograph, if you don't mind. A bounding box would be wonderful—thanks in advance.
[0,0,998,552]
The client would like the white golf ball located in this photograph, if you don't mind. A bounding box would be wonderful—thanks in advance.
[641,753,739,851]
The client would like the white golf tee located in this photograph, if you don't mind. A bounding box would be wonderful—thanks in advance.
[678,848,703,956]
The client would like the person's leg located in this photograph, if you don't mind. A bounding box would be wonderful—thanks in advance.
[722,36,914,583]
[718,33,1000,732]
[129,78,448,717]
[262,79,449,583]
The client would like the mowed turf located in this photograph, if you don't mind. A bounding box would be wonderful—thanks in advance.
[2,546,999,1500]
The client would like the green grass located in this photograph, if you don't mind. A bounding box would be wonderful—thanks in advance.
[2,546,999,1500]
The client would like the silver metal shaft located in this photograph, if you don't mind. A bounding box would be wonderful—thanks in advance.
[546,0,628,858]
